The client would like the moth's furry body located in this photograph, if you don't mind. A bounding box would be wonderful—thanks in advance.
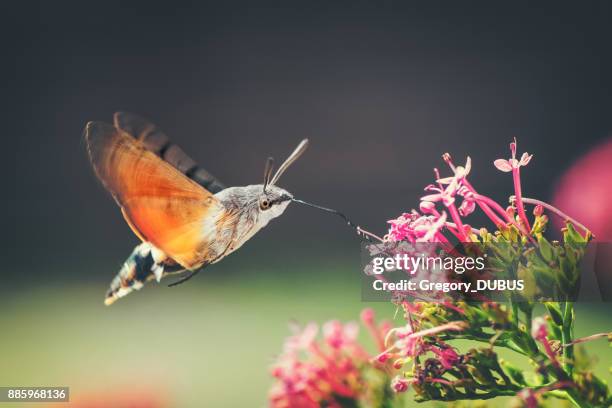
[105,185,292,304]
[216,185,292,255]
[86,112,304,305]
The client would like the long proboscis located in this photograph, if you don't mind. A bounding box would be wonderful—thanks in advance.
[270,139,309,186]
[291,198,372,242]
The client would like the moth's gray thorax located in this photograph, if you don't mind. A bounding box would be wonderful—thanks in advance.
[211,185,290,261]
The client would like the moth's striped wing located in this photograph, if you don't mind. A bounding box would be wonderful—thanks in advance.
[85,121,223,269]
[113,112,226,193]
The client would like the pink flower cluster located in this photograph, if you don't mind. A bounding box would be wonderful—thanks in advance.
[270,139,601,406]
[386,139,537,245]
[373,302,466,393]
[269,309,390,408]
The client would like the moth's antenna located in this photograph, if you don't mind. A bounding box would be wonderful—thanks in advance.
[291,198,373,242]
[263,157,275,192]
[270,139,309,186]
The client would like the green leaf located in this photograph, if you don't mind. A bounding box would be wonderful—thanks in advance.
[544,302,564,326]
[537,234,555,263]
[500,359,526,386]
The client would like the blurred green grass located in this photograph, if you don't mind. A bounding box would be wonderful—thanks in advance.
[1,261,610,407]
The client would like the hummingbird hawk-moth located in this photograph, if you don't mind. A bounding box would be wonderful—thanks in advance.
[85,112,310,305]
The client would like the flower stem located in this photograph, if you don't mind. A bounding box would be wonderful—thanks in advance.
[511,301,519,329]
[562,302,575,375]
[512,167,531,231]
[447,204,468,241]
[515,197,590,235]
[472,193,534,241]
[564,332,611,346]
[356,226,385,242]
[463,180,506,227]
[566,390,590,408]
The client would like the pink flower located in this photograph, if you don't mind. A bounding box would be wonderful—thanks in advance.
[322,320,359,349]
[375,351,391,363]
[387,211,448,243]
[271,321,362,407]
[530,316,561,368]
[283,322,318,353]
[422,182,457,207]
[437,156,472,184]
[360,308,375,325]
[531,316,548,341]
[430,346,460,370]
[518,388,539,408]
[387,212,415,242]
[390,376,411,393]
[494,138,533,231]
[382,321,466,365]
[421,158,474,241]
[420,212,447,242]
[458,195,476,217]
[453,185,477,217]
[270,312,391,408]
[419,200,437,214]
[493,139,532,172]
[360,308,389,352]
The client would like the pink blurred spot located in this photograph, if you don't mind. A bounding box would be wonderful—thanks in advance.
[553,137,612,240]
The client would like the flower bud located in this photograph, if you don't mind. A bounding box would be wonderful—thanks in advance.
[391,376,410,393]
[392,359,405,369]
[533,204,544,217]
[360,308,375,325]
[375,352,391,363]
[419,200,436,214]
[271,366,283,378]
[442,152,452,164]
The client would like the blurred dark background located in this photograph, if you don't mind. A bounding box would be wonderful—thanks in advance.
[4,2,612,406]
[7,1,612,281]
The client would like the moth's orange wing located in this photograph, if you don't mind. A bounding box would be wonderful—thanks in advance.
[85,121,223,269]
[112,112,226,193]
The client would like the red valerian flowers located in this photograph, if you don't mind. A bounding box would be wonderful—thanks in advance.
[269,310,389,408]
[269,140,611,407]
[386,139,542,245]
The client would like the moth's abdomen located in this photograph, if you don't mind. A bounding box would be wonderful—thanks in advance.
[104,242,181,305]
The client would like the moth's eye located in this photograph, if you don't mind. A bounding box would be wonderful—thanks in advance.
[259,198,271,210]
